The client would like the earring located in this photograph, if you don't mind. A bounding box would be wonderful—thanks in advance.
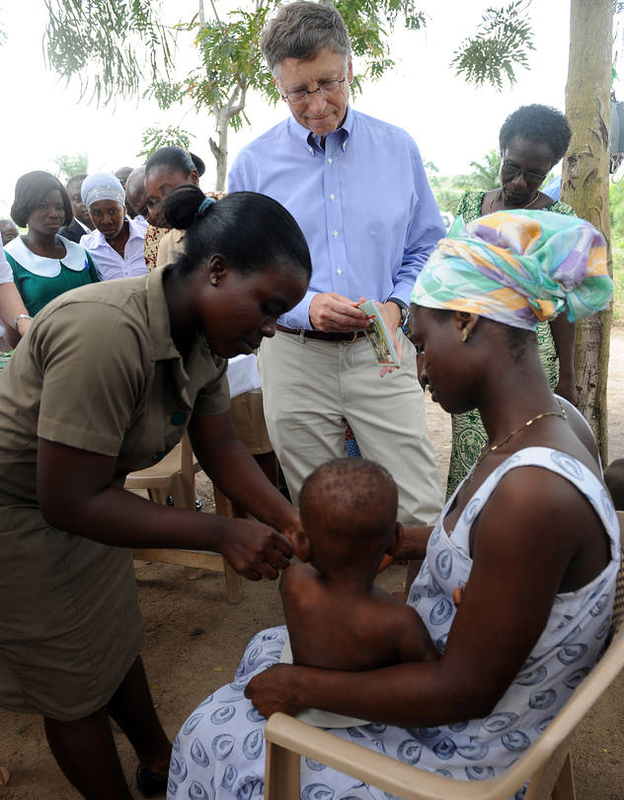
[210,276,218,286]
[460,327,469,343]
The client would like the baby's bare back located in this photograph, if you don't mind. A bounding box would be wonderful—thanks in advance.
[280,563,438,671]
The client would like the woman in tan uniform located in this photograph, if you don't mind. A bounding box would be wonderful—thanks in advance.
[144,147,279,490]
[0,185,311,799]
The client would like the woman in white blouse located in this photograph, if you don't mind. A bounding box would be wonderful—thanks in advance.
[79,172,148,281]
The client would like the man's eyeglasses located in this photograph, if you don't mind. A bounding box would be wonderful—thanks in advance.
[501,159,549,184]
[281,78,347,106]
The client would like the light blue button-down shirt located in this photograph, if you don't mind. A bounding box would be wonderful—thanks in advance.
[228,106,446,330]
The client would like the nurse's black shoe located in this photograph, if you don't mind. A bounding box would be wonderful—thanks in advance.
[136,766,168,798]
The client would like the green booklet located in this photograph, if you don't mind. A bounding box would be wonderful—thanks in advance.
[358,300,400,367]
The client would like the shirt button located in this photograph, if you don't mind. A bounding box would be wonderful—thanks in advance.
[171,412,185,425]
[330,193,335,201]
[308,146,313,154]
[333,230,339,238]
[327,157,333,164]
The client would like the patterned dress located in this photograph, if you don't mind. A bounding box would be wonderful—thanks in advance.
[168,447,619,800]
[446,192,576,497]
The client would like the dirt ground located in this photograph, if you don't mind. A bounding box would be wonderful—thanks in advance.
[1,330,624,799]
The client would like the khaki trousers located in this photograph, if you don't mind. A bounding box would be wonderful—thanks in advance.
[259,328,443,526]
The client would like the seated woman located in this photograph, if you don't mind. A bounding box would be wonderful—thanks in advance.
[448,104,578,497]
[0,185,311,800]
[170,210,618,800]
[4,171,99,316]
[79,172,148,280]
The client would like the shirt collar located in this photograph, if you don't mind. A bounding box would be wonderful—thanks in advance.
[75,218,91,234]
[146,264,211,369]
[289,104,353,154]
[88,216,146,248]
[146,266,179,361]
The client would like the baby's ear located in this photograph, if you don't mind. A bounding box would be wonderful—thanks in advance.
[291,529,312,563]
[386,522,404,556]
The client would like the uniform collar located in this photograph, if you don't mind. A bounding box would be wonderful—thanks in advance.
[146,265,212,370]
[4,234,89,276]
[146,266,180,361]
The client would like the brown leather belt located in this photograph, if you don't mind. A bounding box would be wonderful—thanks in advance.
[276,324,365,343]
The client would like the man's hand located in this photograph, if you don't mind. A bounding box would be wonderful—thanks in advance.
[309,293,368,332]
[378,301,403,377]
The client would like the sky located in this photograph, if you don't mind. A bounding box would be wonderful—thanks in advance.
[0,0,618,216]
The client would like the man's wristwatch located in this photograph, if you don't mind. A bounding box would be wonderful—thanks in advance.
[388,298,409,327]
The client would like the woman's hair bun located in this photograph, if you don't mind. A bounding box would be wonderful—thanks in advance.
[162,183,207,230]
[189,153,206,177]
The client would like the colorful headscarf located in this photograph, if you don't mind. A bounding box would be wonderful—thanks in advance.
[411,210,612,330]
[81,172,126,209]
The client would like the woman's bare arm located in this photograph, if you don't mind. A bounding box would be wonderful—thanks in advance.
[37,415,295,581]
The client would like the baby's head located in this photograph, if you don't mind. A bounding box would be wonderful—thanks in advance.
[298,458,401,578]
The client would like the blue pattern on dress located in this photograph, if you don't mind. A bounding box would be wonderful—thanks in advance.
[168,447,619,800]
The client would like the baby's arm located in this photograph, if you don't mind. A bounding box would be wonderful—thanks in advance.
[396,604,440,663]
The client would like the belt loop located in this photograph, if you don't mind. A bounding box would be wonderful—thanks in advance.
[299,328,306,343]
[351,331,358,343]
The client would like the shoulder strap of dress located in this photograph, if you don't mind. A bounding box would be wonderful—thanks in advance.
[453,447,619,560]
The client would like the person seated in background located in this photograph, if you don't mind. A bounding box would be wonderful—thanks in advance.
[0,219,18,246]
[281,458,439,675]
[448,104,578,498]
[58,173,94,243]
[79,172,148,281]
[124,167,149,221]
[4,171,98,316]
[605,459,624,511]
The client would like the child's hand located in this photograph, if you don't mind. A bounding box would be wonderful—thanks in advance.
[245,664,302,718]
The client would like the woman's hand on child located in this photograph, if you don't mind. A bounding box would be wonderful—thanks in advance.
[217,519,293,581]
[245,664,303,718]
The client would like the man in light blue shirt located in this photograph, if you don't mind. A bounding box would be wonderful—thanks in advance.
[229,1,444,525]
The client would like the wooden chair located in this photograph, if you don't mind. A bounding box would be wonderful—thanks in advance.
[264,511,624,800]
[125,433,242,604]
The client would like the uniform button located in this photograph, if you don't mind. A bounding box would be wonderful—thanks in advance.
[171,412,185,425]
[333,230,339,238]
[330,193,335,201]
[337,267,342,275]
[327,157,333,164]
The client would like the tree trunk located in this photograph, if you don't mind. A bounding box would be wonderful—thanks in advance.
[561,0,613,463]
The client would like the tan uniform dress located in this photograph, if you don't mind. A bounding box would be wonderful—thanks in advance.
[157,228,272,455]
[0,269,229,720]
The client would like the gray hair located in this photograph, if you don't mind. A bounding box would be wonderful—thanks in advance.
[261,1,351,74]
